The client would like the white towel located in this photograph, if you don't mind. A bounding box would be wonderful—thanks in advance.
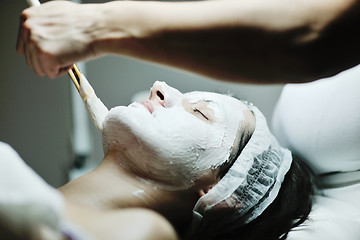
[0,141,64,239]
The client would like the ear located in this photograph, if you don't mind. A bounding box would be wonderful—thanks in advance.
[198,185,214,197]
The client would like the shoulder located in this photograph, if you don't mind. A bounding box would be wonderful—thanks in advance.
[123,208,179,240]
[99,208,179,240]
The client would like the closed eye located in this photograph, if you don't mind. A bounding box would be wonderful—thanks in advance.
[193,108,209,120]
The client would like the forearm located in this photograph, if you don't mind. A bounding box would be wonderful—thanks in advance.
[93,0,360,83]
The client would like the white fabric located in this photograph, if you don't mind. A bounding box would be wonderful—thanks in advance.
[0,141,91,240]
[272,65,360,175]
[0,141,64,238]
[190,105,292,235]
[288,184,360,240]
[272,64,360,239]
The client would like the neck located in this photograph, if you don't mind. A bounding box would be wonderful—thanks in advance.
[58,150,198,230]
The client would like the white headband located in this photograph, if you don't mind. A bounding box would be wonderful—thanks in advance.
[189,105,293,235]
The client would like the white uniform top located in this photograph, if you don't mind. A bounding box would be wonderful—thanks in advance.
[272,65,360,176]
[272,65,360,239]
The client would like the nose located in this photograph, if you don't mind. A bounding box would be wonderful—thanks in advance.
[149,81,182,108]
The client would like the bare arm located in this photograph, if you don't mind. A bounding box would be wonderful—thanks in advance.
[17,0,360,83]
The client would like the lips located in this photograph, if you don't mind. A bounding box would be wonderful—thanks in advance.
[141,100,154,114]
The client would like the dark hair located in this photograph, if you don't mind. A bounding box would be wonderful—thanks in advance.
[218,113,254,179]
[215,155,318,240]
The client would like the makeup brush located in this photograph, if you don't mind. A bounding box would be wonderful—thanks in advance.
[26,0,108,132]
[68,65,109,132]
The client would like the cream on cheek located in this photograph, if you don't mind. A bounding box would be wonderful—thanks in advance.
[102,94,245,190]
[102,104,221,189]
[183,92,247,160]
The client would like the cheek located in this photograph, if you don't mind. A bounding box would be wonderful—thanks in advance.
[151,108,209,155]
[149,111,231,183]
[195,122,232,172]
[101,106,234,190]
[102,105,155,153]
[142,114,213,189]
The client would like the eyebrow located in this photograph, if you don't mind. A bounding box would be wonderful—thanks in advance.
[203,99,221,108]
[197,99,216,104]
[185,97,219,108]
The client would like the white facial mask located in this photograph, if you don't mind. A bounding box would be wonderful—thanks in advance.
[102,82,247,190]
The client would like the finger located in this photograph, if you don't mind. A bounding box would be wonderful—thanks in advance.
[16,15,28,55]
[24,42,33,70]
[60,64,73,74]
[30,44,45,77]
[57,64,74,78]
[40,54,58,79]
[16,27,24,55]
[21,22,32,69]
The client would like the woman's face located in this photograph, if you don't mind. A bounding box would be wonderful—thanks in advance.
[102,81,250,190]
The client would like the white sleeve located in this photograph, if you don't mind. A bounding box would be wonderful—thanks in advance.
[0,141,64,238]
[272,65,360,175]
